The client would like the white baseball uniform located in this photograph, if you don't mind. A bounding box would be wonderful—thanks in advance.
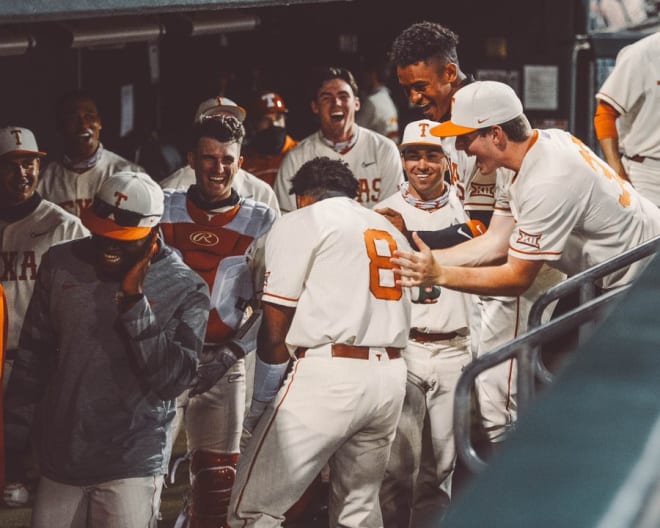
[442,134,565,443]
[229,196,412,528]
[37,149,143,217]
[356,86,400,141]
[274,127,403,213]
[596,31,660,206]
[375,187,473,524]
[1,196,88,388]
[159,165,280,214]
[507,128,660,287]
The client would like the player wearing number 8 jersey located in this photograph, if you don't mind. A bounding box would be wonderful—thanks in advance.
[228,157,412,527]
[394,81,660,296]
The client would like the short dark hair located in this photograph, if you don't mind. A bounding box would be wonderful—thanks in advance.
[499,115,532,142]
[189,115,245,151]
[55,90,99,130]
[307,67,359,102]
[289,156,358,199]
[390,21,459,68]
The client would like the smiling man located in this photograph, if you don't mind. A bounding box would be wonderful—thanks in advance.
[0,126,88,397]
[4,170,209,527]
[37,91,143,217]
[160,116,276,528]
[274,66,403,213]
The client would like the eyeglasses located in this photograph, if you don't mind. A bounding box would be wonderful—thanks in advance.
[91,197,158,227]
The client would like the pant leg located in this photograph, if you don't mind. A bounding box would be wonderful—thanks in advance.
[379,359,428,528]
[87,476,164,528]
[31,476,88,528]
[329,356,406,528]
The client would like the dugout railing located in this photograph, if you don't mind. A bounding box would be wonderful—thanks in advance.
[453,235,660,474]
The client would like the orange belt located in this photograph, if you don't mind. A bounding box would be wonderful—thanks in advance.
[410,328,459,342]
[296,343,401,360]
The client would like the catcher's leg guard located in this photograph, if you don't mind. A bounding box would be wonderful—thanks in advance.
[189,450,239,528]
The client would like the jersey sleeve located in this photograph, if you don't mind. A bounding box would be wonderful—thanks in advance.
[596,41,644,114]
[274,150,298,213]
[261,215,315,308]
[377,140,404,202]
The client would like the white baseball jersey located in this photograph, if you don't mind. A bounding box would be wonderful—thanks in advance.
[507,129,660,288]
[274,127,403,213]
[595,31,660,161]
[159,165,280,214]
[262,196,412,350]
[376,188,471,333]
[37,150,143,217]
[356,86,399,140]
[0,198,89,350]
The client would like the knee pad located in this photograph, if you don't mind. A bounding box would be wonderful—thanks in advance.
[189,450,239,528]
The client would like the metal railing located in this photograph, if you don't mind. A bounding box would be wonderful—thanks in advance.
[454,236,660,474]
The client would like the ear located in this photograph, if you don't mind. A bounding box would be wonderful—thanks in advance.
[310,100,319,115]
[187,150,195,168]
[237,155,244,170]
[354,96,360,112]
[444,62,458,83]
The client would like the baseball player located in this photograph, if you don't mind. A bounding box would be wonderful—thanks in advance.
[375,120,481,525]
[241,91,298,187]
[4,171,209,527]
[160,116,276,528]
[356,55,400,143]
[0,126,88,395]
[228,157,412,528]
[394,81,660,300]
[274,66,403,213]
[594,31,660,206]
[159,96,280,213]
[37,91,143,217]
[388,22,564,443]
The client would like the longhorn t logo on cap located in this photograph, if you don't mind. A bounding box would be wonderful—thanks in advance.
[0,126,47,159]
[81,171,164,241]
[430,81,524,137]
[399,119,445,151]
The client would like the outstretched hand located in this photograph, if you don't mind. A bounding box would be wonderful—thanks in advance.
[392,232,441,288]
[121,231,159,296]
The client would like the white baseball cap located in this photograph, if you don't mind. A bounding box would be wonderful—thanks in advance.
[0,126,47,159]
[194,96,247,123]
[399,120,444,151]
[81,171,164,241]
[431,81,523,137]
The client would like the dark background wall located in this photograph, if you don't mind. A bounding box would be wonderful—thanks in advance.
[0,0,596,180]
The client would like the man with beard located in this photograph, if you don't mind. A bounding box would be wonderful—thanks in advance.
[3,171,209,527]
[37,91,143,217]
[242,91,298,187]
[274,66,403,213]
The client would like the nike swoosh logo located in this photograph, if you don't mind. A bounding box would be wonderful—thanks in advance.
[457,227,472,239]
[361,161,377,168]
[476,118,489,124]
[30,230,50,238]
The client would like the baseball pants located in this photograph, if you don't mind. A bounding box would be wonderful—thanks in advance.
[228,344,407,528]
[380,335,471,527]
[31,475,163,528]
[623,156,660,207]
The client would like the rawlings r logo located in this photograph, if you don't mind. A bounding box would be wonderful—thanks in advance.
[189,231,220,246]
[516,229,542,249]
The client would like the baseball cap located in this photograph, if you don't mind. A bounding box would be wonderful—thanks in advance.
[194,96,247,123]
[253,91,288,116]
[0,126,47,159]
[399,120,444,151]
[81,171,164,241]
[430,81,523,137]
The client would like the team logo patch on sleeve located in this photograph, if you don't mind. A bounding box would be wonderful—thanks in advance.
[516,229,542,249]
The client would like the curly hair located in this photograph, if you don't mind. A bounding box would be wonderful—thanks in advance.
[189,115,245,150]
[390,21,459,68]
[289,156,358,199]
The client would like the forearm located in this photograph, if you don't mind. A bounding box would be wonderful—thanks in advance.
[599,137,629,182]
[121,290,208,399]
[437,262,534,297]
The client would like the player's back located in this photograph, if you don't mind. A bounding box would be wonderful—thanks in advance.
[263,196,411,349]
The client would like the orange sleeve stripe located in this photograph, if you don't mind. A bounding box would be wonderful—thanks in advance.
[509,245,561,256]
[263,291,299,303]
[594,101,620,140]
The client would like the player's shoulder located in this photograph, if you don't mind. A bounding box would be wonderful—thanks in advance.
[237,197,278,233]
[161,189,188,220]
[357,126,399,155]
